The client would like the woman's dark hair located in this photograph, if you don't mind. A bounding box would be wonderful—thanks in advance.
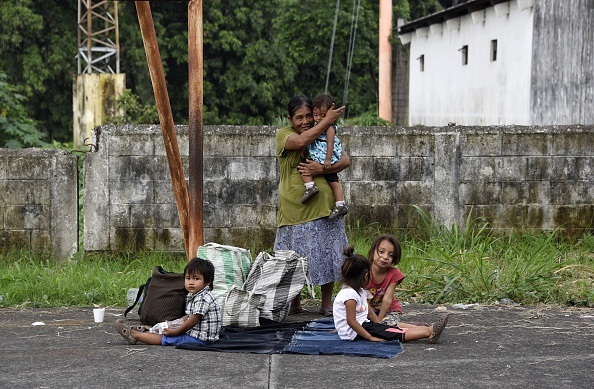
[367,235,402,266]
[312,93,335,110]
[184,257,215,289]
[339,246,370,290]
[287,95,313,118]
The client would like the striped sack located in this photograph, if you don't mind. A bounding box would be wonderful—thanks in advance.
[196,243,252,307]
[243,250,313,323]
[221,286,265,327]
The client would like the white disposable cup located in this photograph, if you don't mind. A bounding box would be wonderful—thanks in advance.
[93,308,105,323]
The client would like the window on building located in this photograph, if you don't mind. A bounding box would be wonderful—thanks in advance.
[417,55,425,72]
[491,39,498,61]
[459,45,468,65]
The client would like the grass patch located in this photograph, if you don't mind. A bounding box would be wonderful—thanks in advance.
[1,210,593,308]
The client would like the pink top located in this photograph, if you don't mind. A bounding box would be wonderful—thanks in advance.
[366,267,405,313]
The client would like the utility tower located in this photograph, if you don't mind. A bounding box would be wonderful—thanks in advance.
[73,0,125,148]
[77,0,120,74]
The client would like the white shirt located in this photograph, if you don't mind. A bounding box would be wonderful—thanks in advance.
[332,286,369,340]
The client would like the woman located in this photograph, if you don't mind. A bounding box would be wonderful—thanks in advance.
[274,95,350,316]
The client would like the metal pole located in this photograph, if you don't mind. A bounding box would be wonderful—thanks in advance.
[135,1,191,259]
[87,0,93,73]
[115,0,120,74]
[188,0,204,257]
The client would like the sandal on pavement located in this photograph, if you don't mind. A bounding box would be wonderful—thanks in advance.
[129,324,150,332]
[319,307,333,317]
[429,314,449,344]
[114,319,137,345]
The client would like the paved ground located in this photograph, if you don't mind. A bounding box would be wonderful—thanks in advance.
[1,303,592,388]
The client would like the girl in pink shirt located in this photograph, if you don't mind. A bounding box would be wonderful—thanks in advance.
[366,235,442,335]
[333,246,447,343]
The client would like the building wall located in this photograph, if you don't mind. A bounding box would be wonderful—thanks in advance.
[82,124,594,254]
[0,148,78,259]
[407,1,534,126]
[531,0,594,125]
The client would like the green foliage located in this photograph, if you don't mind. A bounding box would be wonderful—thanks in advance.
[105,90,159,125]
[0,0,77,143]
[0,250,186,308]
[398,207,593,306]
[0,71,46,147]
[343,111,395,126]
[0,0,443,144]
[2,213,593,308]
[274,0,380,120]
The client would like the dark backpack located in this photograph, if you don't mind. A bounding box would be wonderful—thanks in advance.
[124,266,186,325]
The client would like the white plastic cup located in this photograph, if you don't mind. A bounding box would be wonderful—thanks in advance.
[93,308,105,323]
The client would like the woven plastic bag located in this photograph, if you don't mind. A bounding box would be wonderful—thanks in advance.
[243,250,313,323]
[221,286,265,327]
[197,243,251,307]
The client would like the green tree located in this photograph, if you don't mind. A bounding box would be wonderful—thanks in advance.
[0,0,77,144]
[0,0,442,147]
[274,0,381,119]
[0,71,46,148]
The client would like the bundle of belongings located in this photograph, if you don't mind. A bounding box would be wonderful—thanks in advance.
[123,243,402,358]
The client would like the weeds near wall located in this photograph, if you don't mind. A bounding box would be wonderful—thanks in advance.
[400,206,593,307]
[1,208,593,308]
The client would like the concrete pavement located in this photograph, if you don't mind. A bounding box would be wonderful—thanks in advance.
[1,303,592,388]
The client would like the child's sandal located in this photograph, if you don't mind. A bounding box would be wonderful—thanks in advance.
[114,319,137,345]
[428,314,449,344]
[129,324,150,332]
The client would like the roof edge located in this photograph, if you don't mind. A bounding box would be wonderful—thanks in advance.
[398,0,510,35]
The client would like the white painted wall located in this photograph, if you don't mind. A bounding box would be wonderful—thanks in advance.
[407,1,534,126]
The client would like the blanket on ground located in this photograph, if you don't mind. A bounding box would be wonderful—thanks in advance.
[177,319,403,358]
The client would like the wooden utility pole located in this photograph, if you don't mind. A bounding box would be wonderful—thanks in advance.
[188,0,205,254]
[135,1,192,259]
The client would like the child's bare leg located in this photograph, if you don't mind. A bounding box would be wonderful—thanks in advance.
[398,321,430,329]
[401,326,432,342]
[328,181,344,202]
[301,175,313,184]
[131,329,163,345]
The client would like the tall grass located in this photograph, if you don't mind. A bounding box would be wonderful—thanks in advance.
[0,250,186,308]
[1,208,593,308]
[397,206,593,306]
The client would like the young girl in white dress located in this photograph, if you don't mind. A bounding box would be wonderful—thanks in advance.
[333,246,448,343]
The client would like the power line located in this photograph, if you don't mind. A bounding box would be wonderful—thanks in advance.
[343,0,361,111]
[325,0,341,94]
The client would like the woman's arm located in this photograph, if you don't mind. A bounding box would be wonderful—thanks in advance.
[298,151,350,177]
[284,104,345,151]
[376,282,397,321]
[345,300,385,342]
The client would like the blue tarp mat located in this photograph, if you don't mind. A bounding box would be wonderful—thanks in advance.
[177,319,402,359]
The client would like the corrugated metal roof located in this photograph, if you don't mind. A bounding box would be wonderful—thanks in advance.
[398,0,510,35]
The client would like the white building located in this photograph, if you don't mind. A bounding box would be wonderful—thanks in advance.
[397,0,594,126]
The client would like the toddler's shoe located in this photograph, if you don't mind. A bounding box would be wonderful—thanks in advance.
[301,185,320,203]
[328,203,348,221]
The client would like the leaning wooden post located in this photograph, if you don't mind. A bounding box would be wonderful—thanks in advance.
[187,0,205,256]
[135,1,191,259]
[188,0,204,255]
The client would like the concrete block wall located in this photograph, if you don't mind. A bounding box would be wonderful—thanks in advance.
[0,148,78,259]
[84,125,279,253]
[83,124,594,253]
